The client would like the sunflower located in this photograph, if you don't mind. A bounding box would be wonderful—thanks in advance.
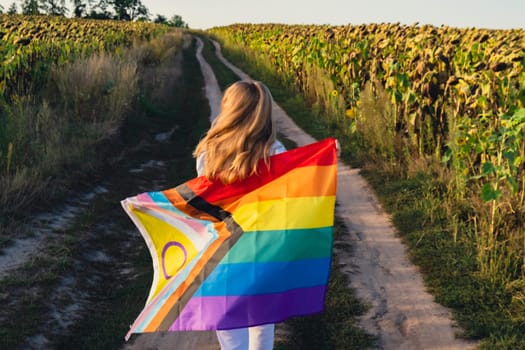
[455,137,467,146]
[330,90,338,97]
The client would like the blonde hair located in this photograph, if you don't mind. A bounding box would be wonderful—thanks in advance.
[193,80,276,184]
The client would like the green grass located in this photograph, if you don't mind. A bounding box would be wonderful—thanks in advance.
[363,169,525,349]
[203,34,376,349]
[0,234,77,348]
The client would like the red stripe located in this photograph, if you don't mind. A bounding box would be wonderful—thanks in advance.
[180,138,337,204]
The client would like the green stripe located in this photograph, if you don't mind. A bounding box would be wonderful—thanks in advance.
[222,227,333,263]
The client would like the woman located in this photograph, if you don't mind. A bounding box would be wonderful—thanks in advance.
[193,80,285,350]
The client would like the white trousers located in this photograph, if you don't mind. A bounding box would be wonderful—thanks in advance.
[216,324,275,350]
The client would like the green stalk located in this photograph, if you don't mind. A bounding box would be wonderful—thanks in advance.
[6,142,13,174]
[516,123,525,276]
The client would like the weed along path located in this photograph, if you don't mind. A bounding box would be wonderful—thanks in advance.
[208,40,478,350]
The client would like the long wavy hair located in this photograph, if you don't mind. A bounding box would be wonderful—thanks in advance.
[193,80,276,184]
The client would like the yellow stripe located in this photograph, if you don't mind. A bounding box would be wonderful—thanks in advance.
[232,196,335,231]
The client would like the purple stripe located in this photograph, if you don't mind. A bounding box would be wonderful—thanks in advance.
[168,285,327,331]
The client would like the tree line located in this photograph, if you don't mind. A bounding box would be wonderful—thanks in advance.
[0,0,189,27]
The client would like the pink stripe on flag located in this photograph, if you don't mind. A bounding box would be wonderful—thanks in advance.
[136,192,155,203]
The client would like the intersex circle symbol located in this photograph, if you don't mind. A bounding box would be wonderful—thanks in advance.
[161,241,188,280]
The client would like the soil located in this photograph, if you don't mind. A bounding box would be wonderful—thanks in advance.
[0,36,478,350]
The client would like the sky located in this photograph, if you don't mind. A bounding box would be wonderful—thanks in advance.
[143,0,525,30]
[1,0,523,30]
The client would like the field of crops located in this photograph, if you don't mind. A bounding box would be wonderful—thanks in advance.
[0,14,524,346]
[210,24,524,155]
[0,15,172,214]
[209,23,525,345]
[0,14,168,99]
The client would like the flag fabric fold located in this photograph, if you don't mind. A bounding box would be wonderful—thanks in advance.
[122,137,338,340]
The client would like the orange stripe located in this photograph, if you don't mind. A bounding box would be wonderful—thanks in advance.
[215,164,337,212]
[144,221,230,331]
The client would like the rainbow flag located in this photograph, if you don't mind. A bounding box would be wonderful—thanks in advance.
[122,138,338,340]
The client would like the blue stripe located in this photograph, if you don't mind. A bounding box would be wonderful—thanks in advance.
[194,258,331,296]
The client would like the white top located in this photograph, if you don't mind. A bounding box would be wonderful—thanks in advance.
[196,140,287,177]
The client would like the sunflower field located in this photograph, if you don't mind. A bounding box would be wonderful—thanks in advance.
[210,24,524,155]
[209,23,525,344]
[0,14,168,99]
[0,15,171,213]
